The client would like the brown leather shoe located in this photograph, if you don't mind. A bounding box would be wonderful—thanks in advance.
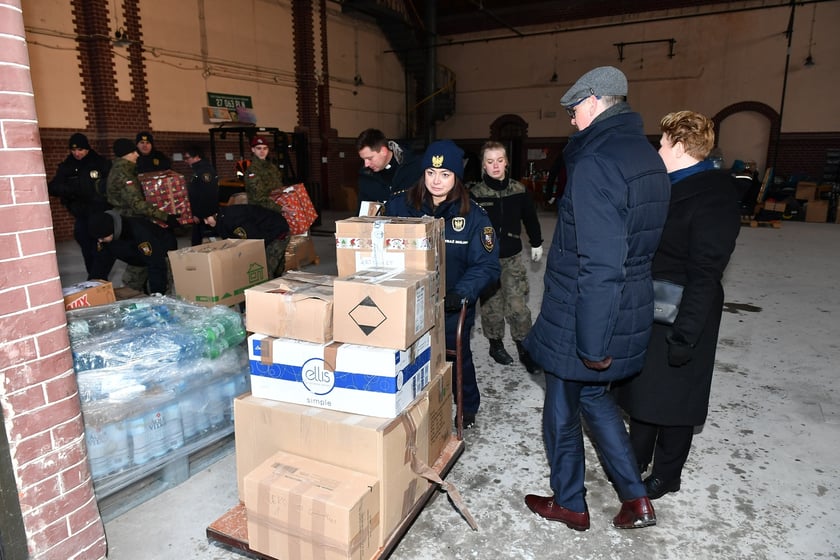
[524,494,590,531]
[612,496,656,529]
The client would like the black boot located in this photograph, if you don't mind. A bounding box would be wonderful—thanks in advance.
[516,341,543,374]
[488,339,514,365]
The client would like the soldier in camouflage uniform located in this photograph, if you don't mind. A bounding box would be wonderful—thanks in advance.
[243,136,285,215]
[469,141,544,373]
[106,138,178,293]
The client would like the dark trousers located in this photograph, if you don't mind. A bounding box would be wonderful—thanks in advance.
[74,217,97,275]
[628,418,694,481]
[445,305,478,415]
[543,374,646,512]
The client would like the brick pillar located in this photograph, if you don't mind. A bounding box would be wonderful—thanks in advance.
[0,2,107,559]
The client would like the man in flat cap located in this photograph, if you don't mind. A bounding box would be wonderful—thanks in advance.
[48,132,112,274]
[135,131,171,173]
[522,66,671,531]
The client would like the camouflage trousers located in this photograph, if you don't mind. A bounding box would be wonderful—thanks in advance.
[122,262,175,295]
[480,253,533,341]
[266,236,290,279]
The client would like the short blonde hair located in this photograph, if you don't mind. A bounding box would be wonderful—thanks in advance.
[659,111,715,160]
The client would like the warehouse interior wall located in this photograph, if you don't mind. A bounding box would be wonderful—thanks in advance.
[2,2,838,557]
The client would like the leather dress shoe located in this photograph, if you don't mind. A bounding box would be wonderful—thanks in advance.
[612,496,656,529]
[644,475,681,500]
[524,494,590,531]
[489,339,514,365]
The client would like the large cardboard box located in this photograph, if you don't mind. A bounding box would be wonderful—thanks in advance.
[335,216,445,300]
[168,239,267,307]
[795,181,818,201]
[245,450,379,560]
[245,271,334,343]
[234,367,452,546]
[805,199,829,223]
[248,331,431,417]
[284,234,319,271]
[62,280,116,310]
[333,268,435,350]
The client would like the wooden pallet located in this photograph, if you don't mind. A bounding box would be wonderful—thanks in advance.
[206,435,465,560]
[94,426,235,522]
[749,220,782,228]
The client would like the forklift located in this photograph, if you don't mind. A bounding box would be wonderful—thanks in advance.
[207,124,308,204]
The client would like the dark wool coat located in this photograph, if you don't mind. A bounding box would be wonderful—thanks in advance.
[523,108,670,383]
[614,168,741,425]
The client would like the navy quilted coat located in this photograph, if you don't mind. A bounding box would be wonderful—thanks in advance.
[523,108,670,382]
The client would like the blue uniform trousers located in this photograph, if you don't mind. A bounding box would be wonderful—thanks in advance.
[445,305,479,415]
[543,373,646,512]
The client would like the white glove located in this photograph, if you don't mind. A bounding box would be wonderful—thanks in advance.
[531,246,543,262]
[547,197,555,205]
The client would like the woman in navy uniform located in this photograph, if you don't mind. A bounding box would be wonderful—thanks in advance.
[386,139,500,428]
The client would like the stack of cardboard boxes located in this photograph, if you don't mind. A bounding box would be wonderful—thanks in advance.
[796,181,834,223]
[236,216,453,560]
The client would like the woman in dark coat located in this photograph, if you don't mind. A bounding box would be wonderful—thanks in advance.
[614,110,741,500]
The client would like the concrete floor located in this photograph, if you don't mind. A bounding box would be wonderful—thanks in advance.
[57,212,840,559]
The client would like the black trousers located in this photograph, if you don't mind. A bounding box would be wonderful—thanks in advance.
[628,418,694,481]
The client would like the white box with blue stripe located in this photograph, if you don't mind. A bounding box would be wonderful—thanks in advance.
[247,331,432,418]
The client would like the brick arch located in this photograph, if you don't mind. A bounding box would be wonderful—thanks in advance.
[712,101,780,169]
[489,114,529,179]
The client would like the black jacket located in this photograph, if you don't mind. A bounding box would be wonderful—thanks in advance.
[48,150,111,218]
[89,215,176,294]
[614,168,741,425]
[136,150,171,174]
[212,204,289,242]
[469,176,542,258]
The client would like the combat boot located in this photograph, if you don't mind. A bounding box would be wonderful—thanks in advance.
[488,339,514,365]
[516,341,543,374]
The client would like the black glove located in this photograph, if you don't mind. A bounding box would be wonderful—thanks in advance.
[666,332,693,367]
[165,214,180,229]
[444,292,466,313]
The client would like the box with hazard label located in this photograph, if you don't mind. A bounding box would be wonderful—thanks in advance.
[333,268,435,350]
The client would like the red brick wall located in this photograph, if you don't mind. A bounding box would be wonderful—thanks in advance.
[0,1,107,558]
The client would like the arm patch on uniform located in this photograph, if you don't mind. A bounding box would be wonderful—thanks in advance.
[482,226,496,253]
[202,172,213,183]
[137,241,153,256]
[233,227,248,239]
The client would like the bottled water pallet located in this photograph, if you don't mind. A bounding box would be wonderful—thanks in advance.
[94,425,235,522]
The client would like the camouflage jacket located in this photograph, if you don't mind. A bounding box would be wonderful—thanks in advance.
[244,158,284,214]
[106,157,169,222]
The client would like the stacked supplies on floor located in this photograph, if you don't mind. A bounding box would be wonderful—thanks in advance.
[68,295,250,482]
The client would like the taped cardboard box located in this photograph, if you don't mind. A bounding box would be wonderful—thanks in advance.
[245,271,334,343]
[333,268,435,350]
[335,216,445,300]
[168,238,267,307]
[234,366,452,546]
[62,280,116,310]
[248,331,431,417]
[284,233,319,271]
[805,199,829,223]
[245,450,379,560]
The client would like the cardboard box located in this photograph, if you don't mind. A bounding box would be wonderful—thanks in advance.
[248,331,432,417]
[335,216,445,300]
[795,181,818,200]
[430,300,446,375]
[333,268,435,350]
[168,239,267,307]
[245,271,334,343]
[245,450,379,560]
[234,368,452,546]
[62,280,116,310]
[284,234,318,271]
[805,199,829,223]
[762,200,786,213]
[138,170,193,226]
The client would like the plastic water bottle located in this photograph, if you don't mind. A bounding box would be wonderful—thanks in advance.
[180,389,210,440]
[163,401,184,451]
[128,415,152,466]
[144,408,168,460]
[85,419,130,479]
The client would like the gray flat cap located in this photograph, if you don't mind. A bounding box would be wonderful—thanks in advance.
[560,66,628,107]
